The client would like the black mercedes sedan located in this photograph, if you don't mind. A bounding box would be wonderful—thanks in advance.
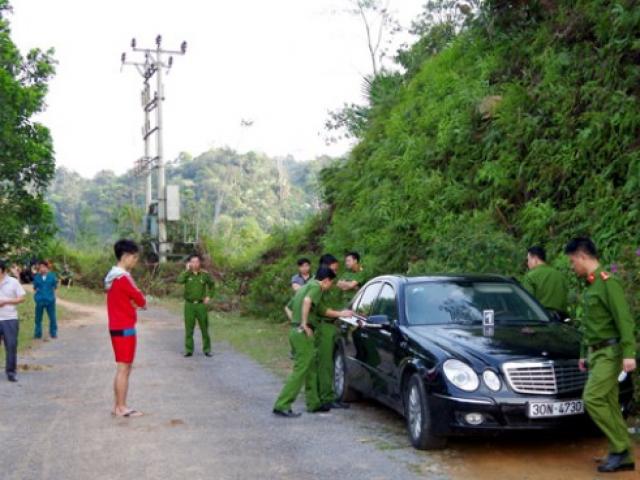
[333,274,635,450]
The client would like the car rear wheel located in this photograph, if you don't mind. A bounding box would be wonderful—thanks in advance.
[334,348,360,402]
[404,373,447,450]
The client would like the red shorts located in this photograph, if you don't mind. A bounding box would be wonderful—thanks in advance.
[110,332,137,364]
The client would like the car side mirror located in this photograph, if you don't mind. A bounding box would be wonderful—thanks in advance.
[367,314,391,328]
[547,310,572,324]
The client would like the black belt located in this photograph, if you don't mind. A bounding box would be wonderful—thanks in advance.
[110,328,136,337]
[589,338,619,352]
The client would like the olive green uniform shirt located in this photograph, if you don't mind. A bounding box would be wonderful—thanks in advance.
[287,279,323,328]
[317,287,341,321]
[338,268,367,305]
[522,264,569,312]
[581,267,636,359]
[316,268,366,320]
[177,270,215,302]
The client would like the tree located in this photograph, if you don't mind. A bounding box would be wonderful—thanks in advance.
[347,0,402,77]
[324,1,402,144]
[0,0,56,257]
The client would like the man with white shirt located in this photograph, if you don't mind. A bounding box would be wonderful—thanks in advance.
[0,260,26,382]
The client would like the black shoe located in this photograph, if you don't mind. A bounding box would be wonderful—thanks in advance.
[309,404,331,413]
[597,451,635,473]
[204,352,213,357]
[7,373,17,382]
[327,401,350,409]
[272,409,301,418]
[51,335,57,339]
[184,352,193,357]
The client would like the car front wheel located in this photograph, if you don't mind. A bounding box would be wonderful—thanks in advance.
[404,373,447,450]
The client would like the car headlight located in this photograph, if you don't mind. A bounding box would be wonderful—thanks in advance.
[443,359,479,392]
[482,370,501,392]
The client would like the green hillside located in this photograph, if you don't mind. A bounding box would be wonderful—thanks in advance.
[246,0,640,319]
[47,149,329,246]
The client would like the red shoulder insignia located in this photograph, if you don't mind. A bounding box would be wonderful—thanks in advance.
[600,271,610,281]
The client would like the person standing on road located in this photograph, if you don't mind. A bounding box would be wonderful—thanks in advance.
[314,253,355,410]
[33,260,59,340]
[177,254,215,358]
[0,260,26,382]
[291,258,311,292]
[565,237,636,474]
[104,239,147,417]
[273,267,352,417]
[522,246,569,318]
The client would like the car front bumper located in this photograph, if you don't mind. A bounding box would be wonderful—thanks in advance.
[428,392,615,436]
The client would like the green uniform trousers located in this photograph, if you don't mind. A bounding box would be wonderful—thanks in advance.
[316,321,337,404]
[274,328,321,412]
[584,345,633,460]
[184,302,211,354]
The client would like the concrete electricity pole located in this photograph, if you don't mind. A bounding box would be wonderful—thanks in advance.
[121,35,187,263]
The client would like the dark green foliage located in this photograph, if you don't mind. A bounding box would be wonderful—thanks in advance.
[243,214,330,321]
[246,0,640,330]
[0,0,56,257]
[47,149,330,247]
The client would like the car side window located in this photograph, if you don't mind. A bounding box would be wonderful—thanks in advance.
[354,282,382,318]
[371,283,397,320]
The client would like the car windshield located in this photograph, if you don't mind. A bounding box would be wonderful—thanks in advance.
[404,281,550,326]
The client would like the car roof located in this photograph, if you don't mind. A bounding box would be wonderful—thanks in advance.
[368,274,515,285]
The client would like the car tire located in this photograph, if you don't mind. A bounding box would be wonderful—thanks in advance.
[334,348,360,402]
[404,373,447,450]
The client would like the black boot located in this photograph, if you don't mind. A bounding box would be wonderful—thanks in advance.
[272,409,301,418]
[597,451,635,473]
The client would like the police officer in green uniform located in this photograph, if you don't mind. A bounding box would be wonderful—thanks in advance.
[273,267,350,417]
[337,252,367,305]
[314,252,366,409]
[177,254,215,358]
[565,237,636,473]
[314,255,345,409]
[522,245,569,316]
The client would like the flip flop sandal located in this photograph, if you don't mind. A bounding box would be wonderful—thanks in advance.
[113,409,143,418]
[122,409,143,417]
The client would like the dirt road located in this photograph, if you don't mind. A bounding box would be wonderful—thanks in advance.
[0,300,444,480]
[0,299,637,480]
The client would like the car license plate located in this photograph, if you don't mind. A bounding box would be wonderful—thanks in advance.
[527,400,584,418]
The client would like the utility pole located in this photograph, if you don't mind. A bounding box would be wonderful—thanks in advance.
[143,79,152,211]
[121,35,187,263]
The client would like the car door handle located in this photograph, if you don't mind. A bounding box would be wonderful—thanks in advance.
[379,329,392,337]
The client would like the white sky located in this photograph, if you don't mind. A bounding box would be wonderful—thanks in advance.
[9,0,424,178]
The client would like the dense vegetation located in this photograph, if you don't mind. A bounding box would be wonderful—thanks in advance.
[24,0,640,333]
[43,149,329,298]
[0,0,56,256]
[246,0,640,322]
[47,149,328,249]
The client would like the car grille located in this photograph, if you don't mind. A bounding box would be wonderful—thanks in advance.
[502,360,587,395]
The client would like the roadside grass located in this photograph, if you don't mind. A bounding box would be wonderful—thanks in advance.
[210,312,292,376]
[56,285,105,306]
[0,294,74,368]
[158,297,292,377]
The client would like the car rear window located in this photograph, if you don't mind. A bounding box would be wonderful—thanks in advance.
[404,281,550,326]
